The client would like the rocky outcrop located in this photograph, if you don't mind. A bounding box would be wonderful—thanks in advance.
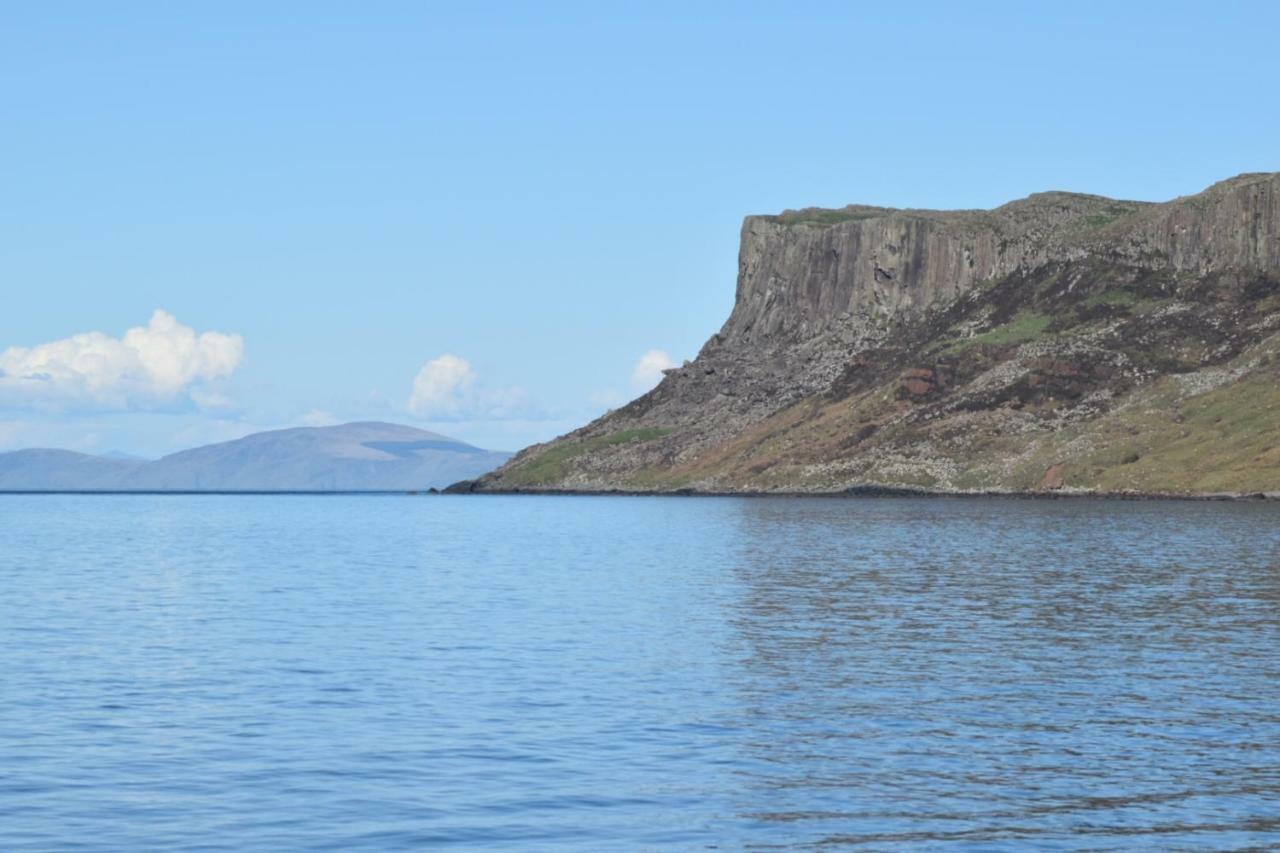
[1125,173,1280,273]
[725,194,1131,342]
[467,173,1280,496]
[725,173,1278,345]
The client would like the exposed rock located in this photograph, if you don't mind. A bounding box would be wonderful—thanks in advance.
[901,371,935,398]
[466,173,1280,496]
[1040,463,1068,491]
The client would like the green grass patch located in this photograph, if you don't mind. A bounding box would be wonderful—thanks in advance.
[1081,214,1117,229]
[1256,292,1280,315]
[768,208,885,227]
[504,428,673,486]
[1072,373,1280,493]
[943,311,1053,352]
[1088,289,1138,307]
[1076,204,1141,231]
[593,428,672,447]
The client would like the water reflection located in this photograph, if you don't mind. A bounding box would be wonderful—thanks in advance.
[721,498,1280,848]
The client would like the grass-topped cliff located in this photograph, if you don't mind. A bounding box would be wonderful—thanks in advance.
[457,173,1280,496]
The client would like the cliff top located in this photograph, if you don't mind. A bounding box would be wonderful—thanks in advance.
[758,171,1278,230]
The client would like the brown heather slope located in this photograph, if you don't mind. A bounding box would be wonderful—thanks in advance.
[457,173,1280,496]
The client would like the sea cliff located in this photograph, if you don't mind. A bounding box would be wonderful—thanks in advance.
[458,173,1280,496]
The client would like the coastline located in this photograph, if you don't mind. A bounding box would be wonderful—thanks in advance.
[3,486,1276,500]
[442,481,1280,502]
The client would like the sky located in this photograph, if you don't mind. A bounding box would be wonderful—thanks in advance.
[1,1,1277,457]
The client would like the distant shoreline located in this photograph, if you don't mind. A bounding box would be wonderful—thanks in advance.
[4,486,1277,501]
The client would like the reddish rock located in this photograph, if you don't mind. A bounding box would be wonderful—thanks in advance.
[1040,463,1068,490]
[900,367,943,398]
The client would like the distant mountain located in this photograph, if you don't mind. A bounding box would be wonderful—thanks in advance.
[0,449,147,491]
[0,422,510,491]
[99,450,150,461]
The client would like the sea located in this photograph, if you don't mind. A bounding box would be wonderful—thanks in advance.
[1,494,1278,850]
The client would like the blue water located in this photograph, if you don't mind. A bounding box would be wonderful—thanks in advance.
[1,495,1278,850]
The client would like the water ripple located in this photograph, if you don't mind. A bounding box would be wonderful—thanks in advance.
[1,495,1278,849]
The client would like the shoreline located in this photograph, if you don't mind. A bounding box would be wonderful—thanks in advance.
[443,481,1279,502]
[2,486,1276,501]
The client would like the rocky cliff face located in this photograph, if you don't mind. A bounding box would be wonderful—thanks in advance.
[727,194,1136,342]
[461,173,1280,496]
[728,173,1277,343]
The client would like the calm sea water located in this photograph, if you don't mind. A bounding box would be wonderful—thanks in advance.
[1,495,1278,850]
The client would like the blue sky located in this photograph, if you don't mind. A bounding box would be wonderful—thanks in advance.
[1,1,1276,456]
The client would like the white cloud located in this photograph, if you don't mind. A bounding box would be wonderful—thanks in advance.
[631,348,677,390]
[407,354,538,421]
[0,310,244,413]
[409,354,476,417]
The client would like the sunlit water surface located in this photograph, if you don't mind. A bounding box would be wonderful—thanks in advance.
[1,495,1278,850]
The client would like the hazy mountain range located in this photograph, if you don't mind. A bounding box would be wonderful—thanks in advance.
[0,422,510,491]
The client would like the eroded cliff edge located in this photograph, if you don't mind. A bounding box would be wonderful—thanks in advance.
[459,173,1280,495]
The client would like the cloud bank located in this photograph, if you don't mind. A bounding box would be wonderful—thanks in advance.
[631,349,676,390]
[0,310,244,412]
